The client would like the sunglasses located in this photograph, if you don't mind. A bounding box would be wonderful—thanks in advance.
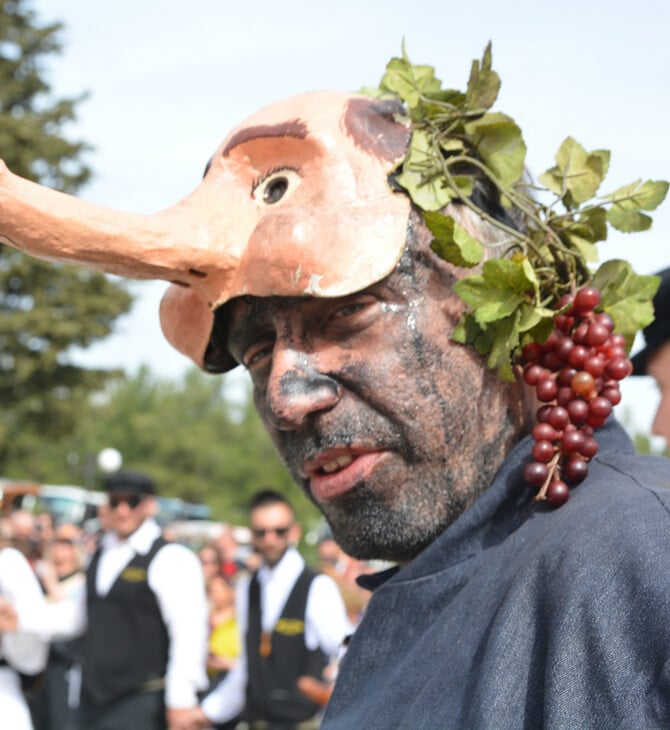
[108,494,145,510]
[252,526,292,539]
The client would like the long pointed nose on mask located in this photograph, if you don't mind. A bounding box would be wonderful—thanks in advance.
[0,92,411,371]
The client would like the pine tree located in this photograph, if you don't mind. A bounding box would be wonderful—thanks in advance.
[0,0,133,475]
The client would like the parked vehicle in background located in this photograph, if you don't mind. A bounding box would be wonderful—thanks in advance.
[0,479,40,516]
[155,496,212,527]
[21,484,106,527]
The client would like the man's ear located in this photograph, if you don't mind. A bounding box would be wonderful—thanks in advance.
[289,522,302,547]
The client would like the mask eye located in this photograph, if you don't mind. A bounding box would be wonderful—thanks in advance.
[252,168,301,205]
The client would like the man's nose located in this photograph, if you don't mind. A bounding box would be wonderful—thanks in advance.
[265,347,341,430]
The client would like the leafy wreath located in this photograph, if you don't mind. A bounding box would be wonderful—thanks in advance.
[364,43,667,381]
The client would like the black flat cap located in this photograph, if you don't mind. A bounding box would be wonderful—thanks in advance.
[632,267,670,375]
[102,470,156,495]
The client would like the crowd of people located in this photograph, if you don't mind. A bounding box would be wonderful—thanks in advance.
[0,478,369,730]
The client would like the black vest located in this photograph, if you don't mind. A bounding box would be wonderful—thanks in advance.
[245,567,327,724]
[82,535,169,706]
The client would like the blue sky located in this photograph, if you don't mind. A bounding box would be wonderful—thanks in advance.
[33,0,670,438]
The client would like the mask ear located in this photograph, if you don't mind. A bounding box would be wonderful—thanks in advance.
[343,98,410,163]
[159,285,213,369]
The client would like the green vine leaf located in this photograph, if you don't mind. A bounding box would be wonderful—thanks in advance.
[425,211,483,268]
[452,258,535,324]
[605,180,669,232]
[379,49,442,110]
[465,42,499,111]
[592,260,660,348]
[464,112,526,188]
[538,137,609,207]
[395,129,453,211]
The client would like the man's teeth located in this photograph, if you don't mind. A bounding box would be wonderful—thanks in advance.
[321,455,354,473]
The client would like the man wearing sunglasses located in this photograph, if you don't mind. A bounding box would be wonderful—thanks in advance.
[193,489,350,730]
[0,470,209,730]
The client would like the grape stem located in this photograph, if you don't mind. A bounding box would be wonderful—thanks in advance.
[535,452,561,502]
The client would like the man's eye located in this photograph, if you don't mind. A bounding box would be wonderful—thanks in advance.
[252,168,301,205]
[333,302,367,318]
[244,342,273,368]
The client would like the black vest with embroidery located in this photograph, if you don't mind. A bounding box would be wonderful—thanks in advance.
[82,535,169,706]
[245,566,327,723]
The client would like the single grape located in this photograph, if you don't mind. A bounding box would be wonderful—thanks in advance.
[523,364,546,386]
[536,377,558,402]
[561,430,585,454]
[601,386,622,406]
[558,367,578,386]
[532,440,554,462]
[585,322,610,347]
[594,312,614,332]
[580,437,599,459]
[563,454,588,484]
[523,461,548,487]
[568,345,589,369]
[584,355,606,377]
[574,286,601,313]
[546,479,570,507]
[567,399,589,425]
[606,357,633,381]
[532,423,557,442]
[589,396,613,420]
[547,406,569,430]
[571,371,596,398]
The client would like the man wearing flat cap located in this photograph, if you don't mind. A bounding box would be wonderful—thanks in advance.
[0,471,209,730]
[632,267,670,445]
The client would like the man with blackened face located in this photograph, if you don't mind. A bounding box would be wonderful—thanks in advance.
[224,212,526,564]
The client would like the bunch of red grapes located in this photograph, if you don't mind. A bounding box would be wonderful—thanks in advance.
[520,285,632,507]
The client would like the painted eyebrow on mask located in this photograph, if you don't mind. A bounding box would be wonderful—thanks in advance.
[221,120,309,157]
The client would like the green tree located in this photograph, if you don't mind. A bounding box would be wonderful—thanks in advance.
[0,0,133,474]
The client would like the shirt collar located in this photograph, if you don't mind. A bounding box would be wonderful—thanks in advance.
[101,517,161,554]
[257,546,304,586]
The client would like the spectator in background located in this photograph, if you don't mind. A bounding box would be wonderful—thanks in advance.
[205,572,240,689]
[316,536,371,627]
[632,267,670,444]
[9,510,40,567]
[0,470,209,730]
[29,523,86,730]
[0,543,49,730]
[198,542,223,583]
[214,524,244,580]
[185,489,351,730]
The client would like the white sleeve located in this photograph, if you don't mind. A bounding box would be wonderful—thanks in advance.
[200,653,247,723]
[200,574,250,724]
[306,573,352,658]
[0,548,49,674]
[13,568,86,642]
[149,543,209,709]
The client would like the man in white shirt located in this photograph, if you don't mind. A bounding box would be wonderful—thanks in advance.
[0,545,48,730]
[0,470,209,730]
[188,489,350,730]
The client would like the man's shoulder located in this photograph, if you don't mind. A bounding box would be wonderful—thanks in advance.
[520,449,670,589]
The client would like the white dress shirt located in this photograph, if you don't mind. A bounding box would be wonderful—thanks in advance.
[0,547,49,730]
[17,518,209,709]
[201,547,351,724]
